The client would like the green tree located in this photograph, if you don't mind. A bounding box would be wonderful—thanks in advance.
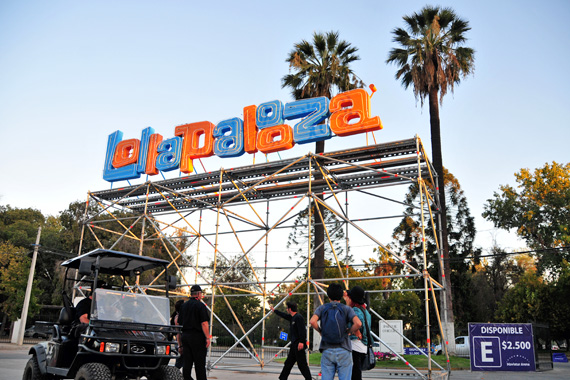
[0,205,45,248]
[282,31,362,287]
[206,256,262,329]
[286,205,347,269]
[387,6,475,328]
[0,205,67,305]
[58,200,103,254]
[377,280,422,330]
[367,246,400,298]
[468,247,529,324]
[376,278,423,343]
[494,271,547,324]
[546,261,570,340]
[483,161,570,274]
[494,260,570,341]
[391,169,480,329]
[392,169,479,273]
[0,242,42,321]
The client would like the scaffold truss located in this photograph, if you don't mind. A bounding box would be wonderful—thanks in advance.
[79,136,451,379]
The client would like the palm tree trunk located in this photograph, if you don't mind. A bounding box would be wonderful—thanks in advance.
[428,88,455,329]
[313,140,326,305]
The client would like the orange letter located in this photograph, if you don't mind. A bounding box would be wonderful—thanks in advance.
[112,139,140,168]
[145,133,163,175]
[243,105,258,154]
[175,121,215,173]
[256,124,294,154]
[329,89,382,136]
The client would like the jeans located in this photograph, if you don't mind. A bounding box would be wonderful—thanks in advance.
[320,347,353,380]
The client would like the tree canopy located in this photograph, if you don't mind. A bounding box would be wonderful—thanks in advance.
[282,31,362,101]
[386,5,475,105]
[483,161,570,273]
[0,242,42,320]
[286,205,347,268]
[390,169,480,331]
[392,169,480,275]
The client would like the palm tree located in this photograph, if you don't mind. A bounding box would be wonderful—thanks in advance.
[386,5,475,342]
[282,31,362,288]
[282,31,363,154]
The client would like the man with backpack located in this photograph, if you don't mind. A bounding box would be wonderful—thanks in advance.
[310,283,362,380]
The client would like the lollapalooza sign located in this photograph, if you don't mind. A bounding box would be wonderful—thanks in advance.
[103,88,382,182]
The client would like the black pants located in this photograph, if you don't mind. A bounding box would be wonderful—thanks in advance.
[351,351,366,380]
[181,332,207,380]
[279,342,312,380]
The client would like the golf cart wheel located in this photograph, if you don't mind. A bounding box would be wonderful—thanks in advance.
[75,363,111,380]
[148,365,182,380]
[22,356,50,380]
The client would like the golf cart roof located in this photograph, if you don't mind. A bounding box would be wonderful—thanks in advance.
[61,249,170,276]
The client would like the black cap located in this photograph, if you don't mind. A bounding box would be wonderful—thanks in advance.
[347,285,366,305]
[190,285,202,293]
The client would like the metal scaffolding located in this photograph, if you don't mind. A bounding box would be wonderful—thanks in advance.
[80,136,451,379]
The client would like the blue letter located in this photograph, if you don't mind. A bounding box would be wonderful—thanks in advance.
[103,131,141,182]
[284,97,331,144]
[213,118,245,157]
[256,100,284,128]
[156,137,182,172]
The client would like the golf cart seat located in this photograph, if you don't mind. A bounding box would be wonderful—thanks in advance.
[52,306,75,342]
[52,292,76,342]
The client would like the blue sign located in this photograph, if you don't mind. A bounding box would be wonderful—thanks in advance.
[404,347,428,355]
[469,323,536,372]
[279,331,288,341]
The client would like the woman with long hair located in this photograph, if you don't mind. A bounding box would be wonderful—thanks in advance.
[344,286,371,380]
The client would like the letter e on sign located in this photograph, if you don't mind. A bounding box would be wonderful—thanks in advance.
[481,342,493,362]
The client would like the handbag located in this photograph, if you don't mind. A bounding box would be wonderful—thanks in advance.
[359,307,376,371]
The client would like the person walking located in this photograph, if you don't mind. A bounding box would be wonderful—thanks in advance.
[310,283,361,380]
[271,301,312,380]
[178,285,210,380]
[343,286,371,380]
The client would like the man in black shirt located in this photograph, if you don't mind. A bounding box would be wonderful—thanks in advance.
[178,285,210,380]
[271,302,312,380]
[75,280,107,325]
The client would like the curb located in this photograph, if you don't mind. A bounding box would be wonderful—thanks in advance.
[0,343,33,351]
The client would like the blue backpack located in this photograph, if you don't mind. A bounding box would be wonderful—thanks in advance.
[320,302,347,344]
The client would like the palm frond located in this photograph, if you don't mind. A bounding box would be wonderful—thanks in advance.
[282,30,361,101]
[386,5,475,105]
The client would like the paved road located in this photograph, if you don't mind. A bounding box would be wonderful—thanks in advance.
[2,343,569,380]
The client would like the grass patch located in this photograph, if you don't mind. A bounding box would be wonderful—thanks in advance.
[373,355,470,370]
[277,353,470,370]
[276,352,322,365]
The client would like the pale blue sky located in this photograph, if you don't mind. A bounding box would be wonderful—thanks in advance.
[1,0,569,254]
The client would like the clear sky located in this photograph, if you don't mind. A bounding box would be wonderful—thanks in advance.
[1,0,569,255]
